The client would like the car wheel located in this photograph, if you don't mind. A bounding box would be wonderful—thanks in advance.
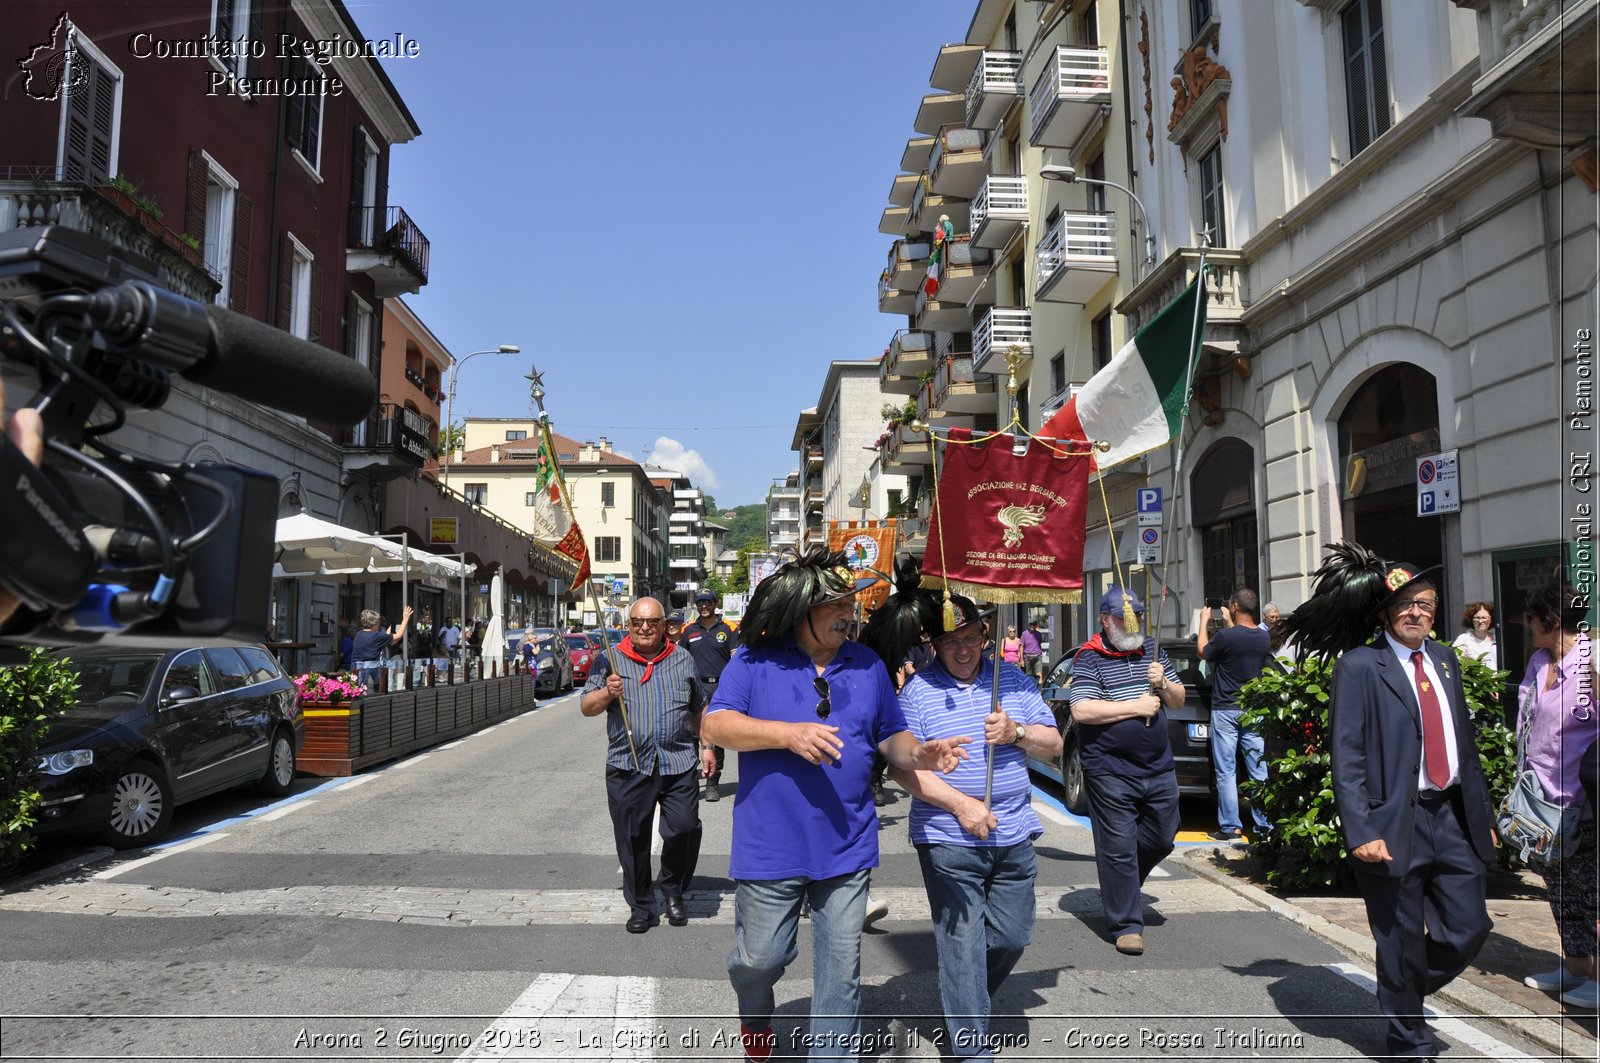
[100,760,174,849]
[256,727,296,796]
[1063,738,1090,816]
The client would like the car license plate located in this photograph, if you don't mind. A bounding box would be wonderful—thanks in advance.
[1188,723,1209,741]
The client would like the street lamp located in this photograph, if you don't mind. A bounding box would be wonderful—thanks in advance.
[1040,164,1156,274]
[443,344,520,487]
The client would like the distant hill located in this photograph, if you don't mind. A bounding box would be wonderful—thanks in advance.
[722,503,768,553]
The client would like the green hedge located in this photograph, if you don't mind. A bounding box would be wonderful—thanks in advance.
[1237,649,1514,892]
[0,649,79,868]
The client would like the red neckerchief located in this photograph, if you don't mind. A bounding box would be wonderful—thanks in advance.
[1081,632,1146,658]
[616,636,673,683]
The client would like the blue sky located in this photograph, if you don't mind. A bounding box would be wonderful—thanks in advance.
[365,0,976,507]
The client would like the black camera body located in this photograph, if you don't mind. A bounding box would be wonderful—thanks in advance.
[0,225,373,655]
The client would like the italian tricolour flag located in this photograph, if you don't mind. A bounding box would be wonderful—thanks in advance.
[1040,270,1208,470]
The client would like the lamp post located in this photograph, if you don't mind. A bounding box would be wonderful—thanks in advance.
[1040,164,1155,276]
[442,344,520,488]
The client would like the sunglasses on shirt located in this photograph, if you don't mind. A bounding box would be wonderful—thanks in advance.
[813,675,831,720]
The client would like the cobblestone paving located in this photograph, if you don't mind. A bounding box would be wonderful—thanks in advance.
[0,879,1256,927]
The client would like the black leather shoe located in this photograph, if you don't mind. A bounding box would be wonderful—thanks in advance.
[665,897,688,926]
[625,914,659,934]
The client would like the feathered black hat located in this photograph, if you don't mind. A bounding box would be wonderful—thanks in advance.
[737,545,887,648]
[857,554,992,671]
[1280,540,1441,660]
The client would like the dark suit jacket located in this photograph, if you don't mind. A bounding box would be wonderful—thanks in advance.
[1330,637,1497,876]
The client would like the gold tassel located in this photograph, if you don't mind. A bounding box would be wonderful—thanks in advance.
[942,592,961,632]
[1122,592,1140,636]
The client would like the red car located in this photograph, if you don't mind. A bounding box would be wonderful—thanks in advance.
[565,633,596,683]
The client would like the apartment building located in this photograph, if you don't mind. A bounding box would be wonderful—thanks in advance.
[789,361,911,550]
[767,472,804,550]
[452,422,672,622]
[0,0,449,662]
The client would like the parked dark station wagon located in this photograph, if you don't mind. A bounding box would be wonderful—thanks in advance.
[34,644,305,848]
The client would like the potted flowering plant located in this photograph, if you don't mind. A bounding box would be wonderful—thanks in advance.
[292,671,365,705]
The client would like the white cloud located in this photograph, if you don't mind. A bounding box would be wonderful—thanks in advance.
[645,436,720,489]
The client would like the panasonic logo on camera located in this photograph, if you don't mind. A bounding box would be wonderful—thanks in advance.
[16,474,83,551]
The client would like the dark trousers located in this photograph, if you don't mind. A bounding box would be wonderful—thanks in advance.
[1083,769,1179,938]
[702,678,725,781]
[605,765,702,920]
[1354,789,1492,1059]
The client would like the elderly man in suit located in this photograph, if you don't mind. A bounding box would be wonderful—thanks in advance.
[1287,547,1497,1060]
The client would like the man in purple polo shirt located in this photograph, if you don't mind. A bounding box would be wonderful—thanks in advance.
[1019,619,1044,684]
[702,546,971,1063]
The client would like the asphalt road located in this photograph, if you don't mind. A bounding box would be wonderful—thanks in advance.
[0,689,1552,1061]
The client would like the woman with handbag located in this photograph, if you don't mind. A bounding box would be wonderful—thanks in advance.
[1517,582,1600,1008]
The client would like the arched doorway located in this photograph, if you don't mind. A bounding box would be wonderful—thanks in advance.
[1190,438,1259,603]
[1337,363,1444,596]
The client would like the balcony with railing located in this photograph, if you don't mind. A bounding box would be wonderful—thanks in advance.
[805,444,824,468]
[879,238,930,314]
[965,50,1023,129]
[909,175,971,236]
[884,420,933,468]
[928,125,987,199]
[931,42,984,93]
[1040,382,1084,422]
[1028,45,1112,147]
[928,353,994,418]
[880,329,935,395]
[338,401,435,474]
[887,171,919,208]
[1455,0,1598,147]
[879,203,914,236]
[1035,211,1118,305]
[913,287,971,333]
[970,175,1027,250]
[914,91,966,136]
[347,205,431,297]
[972,307,1032,376]
[879,268,916,315]
[0,175,220,303]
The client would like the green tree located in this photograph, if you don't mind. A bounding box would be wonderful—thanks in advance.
[0,648,79,868]
[723,504,769,553]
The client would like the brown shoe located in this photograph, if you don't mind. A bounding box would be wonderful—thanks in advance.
[1114,932,1144,955]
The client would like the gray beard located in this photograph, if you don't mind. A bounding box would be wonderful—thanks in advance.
[1107,627,1144,652]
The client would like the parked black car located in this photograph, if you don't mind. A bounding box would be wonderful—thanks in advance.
[1030,639,1215,814]
[33,644,305,848]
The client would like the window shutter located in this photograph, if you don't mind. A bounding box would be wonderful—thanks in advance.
[1366,0,1391,142]
[186,149,208,240]
[309,260,324,343]
[343,289,359,359]
[275,238,291,331]
[348,126,367,244]
[246,1,264,81]
[229,192,251,314]
[284,64,306,157]
[63,51,113,184]
[215,0,235,49]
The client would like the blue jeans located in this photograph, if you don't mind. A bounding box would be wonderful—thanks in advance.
[727,869,869,1062]
[1211,708,1270,833]
[916,842,1036,1062]
[1084,770,1179,937]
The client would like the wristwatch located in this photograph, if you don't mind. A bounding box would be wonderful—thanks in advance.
[1013,722,1027,745]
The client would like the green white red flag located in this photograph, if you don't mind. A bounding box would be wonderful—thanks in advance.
[1040,270,1207,470]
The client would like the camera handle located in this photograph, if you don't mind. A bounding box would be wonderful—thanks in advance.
[0,429,96,612]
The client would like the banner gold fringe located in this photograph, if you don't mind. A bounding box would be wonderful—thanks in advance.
[919,575,1083,606]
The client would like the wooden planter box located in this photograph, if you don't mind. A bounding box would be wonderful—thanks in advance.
[297,674,539,777]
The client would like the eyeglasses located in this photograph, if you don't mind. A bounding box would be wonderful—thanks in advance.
[628,617,665,629]
[813,675,831,720]
[937,634,986,652]
[1393,598,1438,616]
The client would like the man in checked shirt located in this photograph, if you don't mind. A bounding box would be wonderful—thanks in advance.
[581,596,716,934]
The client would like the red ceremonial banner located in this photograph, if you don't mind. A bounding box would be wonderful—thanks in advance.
[554,523,591,592]
[921,429,1088,604]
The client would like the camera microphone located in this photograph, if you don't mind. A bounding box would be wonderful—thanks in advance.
[84,281,376,426]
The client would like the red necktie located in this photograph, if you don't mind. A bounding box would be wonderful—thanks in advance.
[1411,651,1450,789]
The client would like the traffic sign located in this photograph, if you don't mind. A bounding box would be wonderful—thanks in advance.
[1136,487,1163,526]
[1416,450,1460,516]
[1137,526,1163,564]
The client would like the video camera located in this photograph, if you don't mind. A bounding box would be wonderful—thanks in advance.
[0,225,376,655]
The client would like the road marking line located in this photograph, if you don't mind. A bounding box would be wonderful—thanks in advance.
[335,775,374,790]
[388,754,430,771]
[255,802,312,821]
[93,833,228,880]
[455,972,574,1061]
[1325,961,1538,1059]
[437,740,466,750]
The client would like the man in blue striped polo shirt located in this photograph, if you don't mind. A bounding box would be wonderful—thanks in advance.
[581,596,716,934]
[892,594,1061,1062]
[1066,586,1185,957]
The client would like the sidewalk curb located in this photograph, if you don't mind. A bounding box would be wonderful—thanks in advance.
[1173,847,1586,1058]
[1,846,114,895]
